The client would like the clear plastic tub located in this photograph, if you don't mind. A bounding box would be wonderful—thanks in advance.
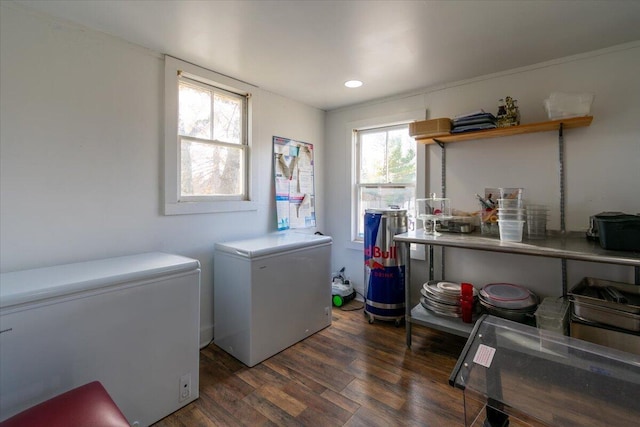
[535,297,570,335]
[497,198,523,209]
[498,187,524,200]
[526,213,548,222]
[497,220,524,242]
[544,92,594,120]
[527,208,547,239]
[498,208,525,221]
[526,204,549,211]
[480,219,499,235]
[527,221,547,239]
[498,208,525,214]
[498,212,526,221]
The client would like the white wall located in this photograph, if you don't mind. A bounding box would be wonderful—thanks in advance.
[0,4,326,346]
[2,2,639,343]
[325,42,640,305]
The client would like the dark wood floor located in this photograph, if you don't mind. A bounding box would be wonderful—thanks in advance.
[152,304,471,427]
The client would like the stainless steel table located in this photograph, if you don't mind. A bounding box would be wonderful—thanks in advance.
[394,230,640,346]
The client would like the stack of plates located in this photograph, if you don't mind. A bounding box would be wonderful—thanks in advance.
[420,281,478,318]
[479,282,538,323]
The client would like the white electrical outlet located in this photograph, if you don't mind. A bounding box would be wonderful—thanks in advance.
[179,373,191,402]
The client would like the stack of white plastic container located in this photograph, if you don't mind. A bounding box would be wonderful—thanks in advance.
[497,188,525,242]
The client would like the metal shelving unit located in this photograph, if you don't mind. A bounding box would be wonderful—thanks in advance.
[396,230,640,344]
[399,115,640,346]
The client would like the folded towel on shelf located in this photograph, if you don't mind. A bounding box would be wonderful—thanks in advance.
[452,116,496,127]
[450,122,497,133]
[454,109,488,120]
[451,111,497,133]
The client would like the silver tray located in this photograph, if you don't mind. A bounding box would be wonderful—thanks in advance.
[569,277,640,314]
[572,300,640,332]
[420,288,458,306]
[420,297,462,318]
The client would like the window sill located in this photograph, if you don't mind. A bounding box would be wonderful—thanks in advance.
[346,240,364,251]
[164,200,258,215]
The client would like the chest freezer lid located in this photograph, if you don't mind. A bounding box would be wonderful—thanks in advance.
[215,231,332,258]
[0,252,200,309]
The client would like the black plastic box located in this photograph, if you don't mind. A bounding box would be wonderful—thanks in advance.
[595,214,640,251]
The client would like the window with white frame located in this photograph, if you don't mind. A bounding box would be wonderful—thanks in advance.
[354,124,417,240]
[178,77,246,199]
[164,56,257,215]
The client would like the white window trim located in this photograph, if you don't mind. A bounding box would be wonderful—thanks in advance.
[164,55,259,215]
[346,110,426,259]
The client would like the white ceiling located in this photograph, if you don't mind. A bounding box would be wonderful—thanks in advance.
[14,0,640,111]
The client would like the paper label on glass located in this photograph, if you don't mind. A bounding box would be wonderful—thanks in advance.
[473,344,496,368]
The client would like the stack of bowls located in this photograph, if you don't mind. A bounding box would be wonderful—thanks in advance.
[497,198,525,242]
[526,204,549,239]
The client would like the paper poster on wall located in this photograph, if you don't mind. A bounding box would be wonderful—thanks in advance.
[273,136,316,230]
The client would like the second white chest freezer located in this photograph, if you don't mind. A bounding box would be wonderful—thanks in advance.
[0,252,201,426]
[214,232,332,367]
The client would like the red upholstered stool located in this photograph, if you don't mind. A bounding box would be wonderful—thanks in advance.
[0,381,129,427]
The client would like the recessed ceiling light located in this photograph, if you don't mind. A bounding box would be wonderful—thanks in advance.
[344,80,363,88]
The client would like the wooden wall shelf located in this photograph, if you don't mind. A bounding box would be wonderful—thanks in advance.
[413,116,593,145]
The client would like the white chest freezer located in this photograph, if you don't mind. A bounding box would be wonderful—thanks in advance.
[0,252,201,426]
[214,232,332,367]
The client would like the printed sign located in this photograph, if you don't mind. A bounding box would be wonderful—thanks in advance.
[473,344,496,368]
[273,136,316,230]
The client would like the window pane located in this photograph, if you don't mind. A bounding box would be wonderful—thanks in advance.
[359,128,416,184]
[359,131,387,183]
[354,124,417,240]
[213,93,242,144]
[387,129,416,183]
[181,139,243,196]
[356,186,415,238]
[179,82,211,139]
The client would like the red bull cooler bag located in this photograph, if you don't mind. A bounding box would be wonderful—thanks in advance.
[364,208,407,319]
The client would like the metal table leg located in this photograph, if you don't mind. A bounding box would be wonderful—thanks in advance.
[405,241,412,348]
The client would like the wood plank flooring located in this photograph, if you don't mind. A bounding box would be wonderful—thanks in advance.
[152,305,470,427]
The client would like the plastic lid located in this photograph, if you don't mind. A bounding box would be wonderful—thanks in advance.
[595,214,639,222]
[480,283,537,309]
